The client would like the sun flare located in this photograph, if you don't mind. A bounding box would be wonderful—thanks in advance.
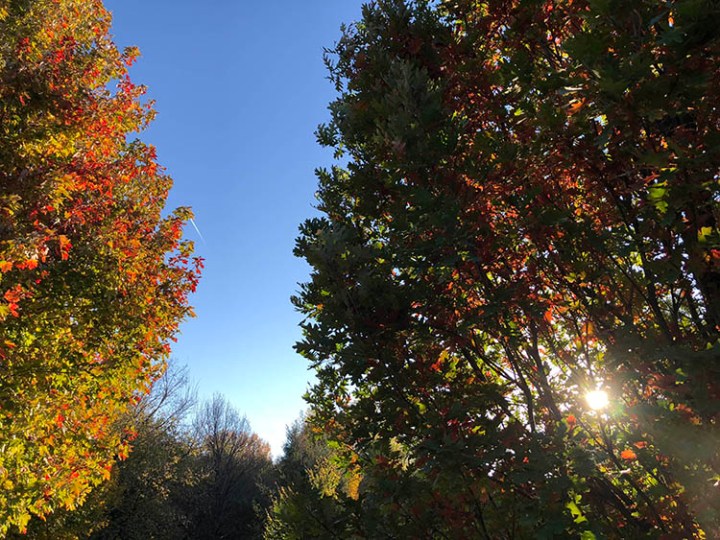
[586,389,609,411]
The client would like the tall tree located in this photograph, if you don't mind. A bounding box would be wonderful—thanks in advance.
[189,395,273,540]
[294,0,720,537]
[88,363,199,540]
[0,0,201,533]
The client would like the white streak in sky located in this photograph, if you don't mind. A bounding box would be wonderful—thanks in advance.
[189,217,206,245]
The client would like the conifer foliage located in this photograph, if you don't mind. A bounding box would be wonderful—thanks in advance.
[0,0,200,533]
[295,0,720,537]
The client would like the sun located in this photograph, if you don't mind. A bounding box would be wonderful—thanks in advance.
[586,389,609,411]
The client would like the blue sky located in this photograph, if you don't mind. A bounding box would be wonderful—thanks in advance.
[105,0,364,456]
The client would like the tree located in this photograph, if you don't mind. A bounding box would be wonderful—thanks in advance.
[189,395,273,539]
[88,363,200,540]
[13,385,274,539]
[10,363,199,540]
[264,416,361,540]
[294,0,720,537]
[0,0,201,533]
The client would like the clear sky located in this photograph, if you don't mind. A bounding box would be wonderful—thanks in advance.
[104,0,365,456]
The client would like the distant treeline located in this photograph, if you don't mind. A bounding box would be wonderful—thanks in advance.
[9,363,337,540]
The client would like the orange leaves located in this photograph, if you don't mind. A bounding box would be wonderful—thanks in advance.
[117,444,130,461]
[566,98,587,116]
[430,350,450,373]
[100,463,113,481]
[57,235,71,260]
[3,284,25,317]
[16,258,38,270]
[620,449,637,461]
[0,0,200,531]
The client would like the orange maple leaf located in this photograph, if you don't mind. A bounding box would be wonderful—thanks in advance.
[567,98,586,115]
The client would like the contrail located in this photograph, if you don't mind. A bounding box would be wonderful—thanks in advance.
[189,217,206,245]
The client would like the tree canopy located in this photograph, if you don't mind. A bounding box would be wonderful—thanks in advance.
[294,0,720,537]
[0,0,201,533]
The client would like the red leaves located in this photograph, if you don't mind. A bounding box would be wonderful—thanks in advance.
[16,37,30,53]
[4,286,21,303]
[4,284,24,317]
[0,0,201,530]
[16,258,38,271]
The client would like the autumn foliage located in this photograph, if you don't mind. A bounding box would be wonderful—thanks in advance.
[0,0,200,533]
[294,0,720,537]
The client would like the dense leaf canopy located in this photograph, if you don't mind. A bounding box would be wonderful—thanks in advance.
[294,0,720,537]
[0,0,200,533]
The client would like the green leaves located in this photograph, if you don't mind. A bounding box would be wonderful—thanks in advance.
[0,0,201,533]
[291,0,720,537]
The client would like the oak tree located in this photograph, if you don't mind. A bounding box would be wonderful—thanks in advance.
[294,0,720,537]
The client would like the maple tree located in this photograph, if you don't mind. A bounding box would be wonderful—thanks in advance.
[9,363,198,539]
[0,0,201,533]
[294,0,720,537]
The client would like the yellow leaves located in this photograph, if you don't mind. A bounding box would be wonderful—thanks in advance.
[0,0,199,529]
[698,226,713,243]
[21,132,78,160]
[117,444,129,461]
[62,495,76,511]
[431,349,450,372]
[344,466,362,501]
[13,511,30,535]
